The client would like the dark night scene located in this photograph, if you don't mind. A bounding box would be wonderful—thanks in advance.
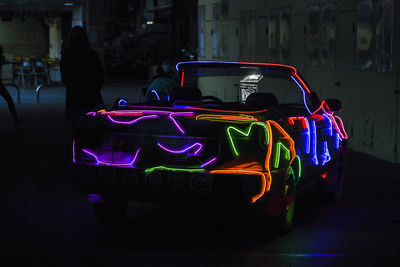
[1,0,400,266]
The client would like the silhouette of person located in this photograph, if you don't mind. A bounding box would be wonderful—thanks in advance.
[0,45,23,124]
[145,59,178,102]
[60,26,105,128]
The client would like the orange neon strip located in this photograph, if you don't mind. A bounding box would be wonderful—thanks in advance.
[265,121,274,170]
[220,116,256,121]
[210,169,270,203]
[321,172,328,179]
[267,120,296,165]
[212,120,296,204]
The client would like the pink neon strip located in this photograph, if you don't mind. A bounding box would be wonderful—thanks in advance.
[157,142,203,155]
[312,101,348,139]
[99,110,143,116]
[100,110,193,116]
[184,106,269,114]
[82,148,140,167]
[86,111,97,116]
[200,157,218,168]
[107,114,158,124]
[334,115,348,139]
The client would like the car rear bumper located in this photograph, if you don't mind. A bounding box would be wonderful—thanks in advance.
[71,163,267,205]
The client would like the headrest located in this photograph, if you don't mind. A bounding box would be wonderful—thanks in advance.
[170,87,202,102]
[245,93,279,109]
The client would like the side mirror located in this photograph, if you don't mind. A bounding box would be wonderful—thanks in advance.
[324,98,342,112]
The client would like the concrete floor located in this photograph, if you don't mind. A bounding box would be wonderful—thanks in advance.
[2,84,400,266]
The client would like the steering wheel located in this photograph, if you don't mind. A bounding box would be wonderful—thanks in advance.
[202,95,223,105]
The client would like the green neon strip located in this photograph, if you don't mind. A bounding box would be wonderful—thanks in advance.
[295,155,302,178]
[226,122,269,157]
[273,142,291,168]
[145,166,205,174]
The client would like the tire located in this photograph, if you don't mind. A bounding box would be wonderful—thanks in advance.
[324,141,347,201]
[92,196,128,223]
[277,169,296,233]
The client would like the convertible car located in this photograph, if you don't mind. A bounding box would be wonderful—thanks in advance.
[71,61,348,232]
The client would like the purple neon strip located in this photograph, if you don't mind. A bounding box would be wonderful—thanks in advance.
[72,139,76,163]
[88,194,104,204]
[290,76,312,115]
[103,110,193,116]
[157,142,203,155]
[169,115,185,134]
[109,105,184,110]
[200,157,218,168]
[86,111,97,116]
[82,148,140,167]
[107,114,158,124]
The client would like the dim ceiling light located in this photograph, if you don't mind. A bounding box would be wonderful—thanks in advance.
[64,2,73,6]
[146,21,154,24]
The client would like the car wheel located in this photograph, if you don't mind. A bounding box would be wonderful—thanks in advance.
[324,141,347,201]
[277,169,296,233]
[92,196,128,223]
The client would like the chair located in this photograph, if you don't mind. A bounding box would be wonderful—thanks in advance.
[14,56,34,90]
[35,58,61,104]
[34,58,50,86]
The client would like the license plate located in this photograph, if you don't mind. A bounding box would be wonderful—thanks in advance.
[73,165,142,188]
[72,164,211,195]
[145,171,211,195]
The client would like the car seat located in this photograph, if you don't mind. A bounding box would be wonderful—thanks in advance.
[245,92,279,109]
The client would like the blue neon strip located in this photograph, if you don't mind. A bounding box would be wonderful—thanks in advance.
[290,76,312,115]
[176,61,239,71]
[322,114,333,136]
[320,141,331,166]
[118,99,128,107]
[310,120,318,166]
[303,117,311,154]
[151,90,161,101]
[334,133,342,150]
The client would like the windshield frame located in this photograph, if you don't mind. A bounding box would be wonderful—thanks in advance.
[176,61,316,115]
